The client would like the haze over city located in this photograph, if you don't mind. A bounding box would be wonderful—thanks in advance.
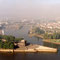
[0,0,60,20]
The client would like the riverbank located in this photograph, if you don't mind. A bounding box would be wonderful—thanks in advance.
[0,44,57,53]
[43,39,60,45]
[29,33,43,38]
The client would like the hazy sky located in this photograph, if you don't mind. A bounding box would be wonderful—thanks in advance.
[0,0,60,19]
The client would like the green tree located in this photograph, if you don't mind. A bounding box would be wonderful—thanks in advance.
[35,27,45,34]
[9,43,14,49]
[15,38,23,42]
[44,33,48,39]
[2,35,10,41]
[8,36,15,42]
[0,41,3,48]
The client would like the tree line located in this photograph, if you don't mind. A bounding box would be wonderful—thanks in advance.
[0,35,23,49]
[44,33,60,39]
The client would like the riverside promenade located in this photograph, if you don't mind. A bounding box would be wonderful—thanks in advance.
[0,44,57,53]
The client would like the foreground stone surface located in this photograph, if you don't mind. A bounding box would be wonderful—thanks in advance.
[35,45,57,53]
[14,44,57,53]
[0,44,57,53]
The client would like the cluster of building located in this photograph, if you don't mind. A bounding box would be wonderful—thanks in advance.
[36,20,60,33]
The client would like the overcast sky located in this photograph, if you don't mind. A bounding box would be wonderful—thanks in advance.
[0,0,60,20]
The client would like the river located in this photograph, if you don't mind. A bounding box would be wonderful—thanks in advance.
[4,25,43,45]
[0,25,60,60]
